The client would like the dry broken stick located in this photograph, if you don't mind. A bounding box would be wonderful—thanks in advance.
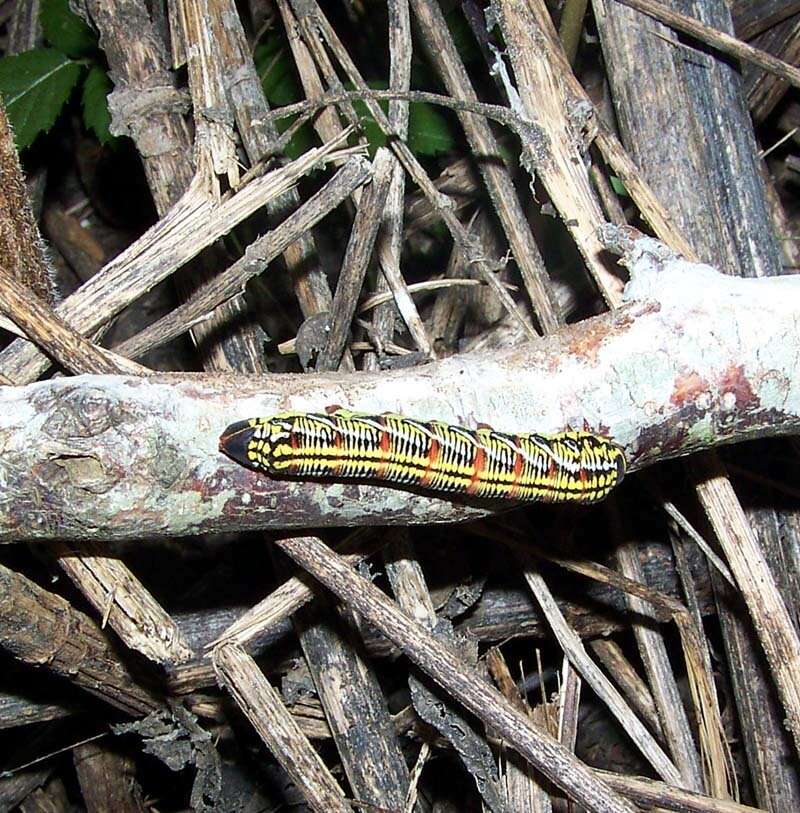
[486,646,558,808]
[382,530,508,812]
[170,0,270,377]
[367,0,432,367]
[0,263,145,377]
[409,0,563,332]
[207,0,336,325]
[613,518,704,790]
[51,540,194,667]
[209,529,381,648]
[113,155,371,364]
[0,562,162,717]
[588,639,663,736]
[212,643,351,813]
[285,0,538,339]
[492,0,622,305]
[315,151,396,371]
[72,739,146,813]
[160,534,712,695]
[0,135,358,385]
[276,0,431,365]
[692,454,800,760]
[616,0,800,91]
[273,535,637,813]
[519,559,680,784]
[0,236,796,540]
[262,539,757,813]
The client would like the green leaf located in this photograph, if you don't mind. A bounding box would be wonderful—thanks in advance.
[610,175,629,197]
[407,101,455,156]
[0,48,83,150]
[254,34,316,158]
[82,64,113,144]
[254,34,301,106]
[40,0,97,59]
[352,90,456,158]
[445,10,481,65]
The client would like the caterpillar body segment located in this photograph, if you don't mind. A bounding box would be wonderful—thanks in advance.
[219,409,627,504]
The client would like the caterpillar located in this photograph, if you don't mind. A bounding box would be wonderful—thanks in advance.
[219,409,626,504]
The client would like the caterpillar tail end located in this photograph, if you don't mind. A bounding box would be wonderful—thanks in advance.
[219,420,257,469]
[616,449,627,486]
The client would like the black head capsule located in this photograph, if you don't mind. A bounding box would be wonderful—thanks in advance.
[220,419,260,470]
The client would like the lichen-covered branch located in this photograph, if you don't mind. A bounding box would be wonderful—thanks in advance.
[0,238,797,541]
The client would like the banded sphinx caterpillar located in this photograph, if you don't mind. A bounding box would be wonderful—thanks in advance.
[220,409,626,504]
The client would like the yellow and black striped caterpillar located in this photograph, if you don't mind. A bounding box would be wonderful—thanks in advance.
[220,409,626,504]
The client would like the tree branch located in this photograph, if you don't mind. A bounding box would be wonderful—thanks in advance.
[0,234,797,541]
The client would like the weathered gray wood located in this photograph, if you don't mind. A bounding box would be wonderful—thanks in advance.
[593,0,783,279]
[594,0,800,804]
[743,13,800,122]
[731,0,800,40]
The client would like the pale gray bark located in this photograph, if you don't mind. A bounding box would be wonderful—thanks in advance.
[0,236,798,541]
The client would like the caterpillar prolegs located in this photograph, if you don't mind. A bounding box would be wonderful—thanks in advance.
[220,409,626,504]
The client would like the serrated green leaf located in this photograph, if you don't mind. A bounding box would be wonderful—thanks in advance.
[41,0,97,59]
[82,64,113,144]
[0,48,82,150]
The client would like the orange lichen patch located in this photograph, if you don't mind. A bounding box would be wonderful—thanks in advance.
[565,319,612,365]
[718,364,759,410]
[564,302,657,365]
[670,371,711,408]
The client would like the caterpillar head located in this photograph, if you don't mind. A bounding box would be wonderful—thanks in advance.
[219,416,295,472]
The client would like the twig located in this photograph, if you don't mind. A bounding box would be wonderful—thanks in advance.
[269,84,695,260]
[358,278,489,313]
[409,0,563,332]
[316,151,395,371]
[53,541,194,666]
[595,770,764,813]
[615,0,800,91]
[0,136,358,384]
[113,156,371,361]
[0,263,146,377]
[0,563,162,716]
[519,561,681,783]
[589,639,662,736]
[692,454,800,756]
[614,522,703,789]
[284,1,540,339]
[493,0,623,305]
[558,0,590,64]
[213,643,351,812]
[207,529,381,649]
[2,246,800,539]
[274,535,638,813]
